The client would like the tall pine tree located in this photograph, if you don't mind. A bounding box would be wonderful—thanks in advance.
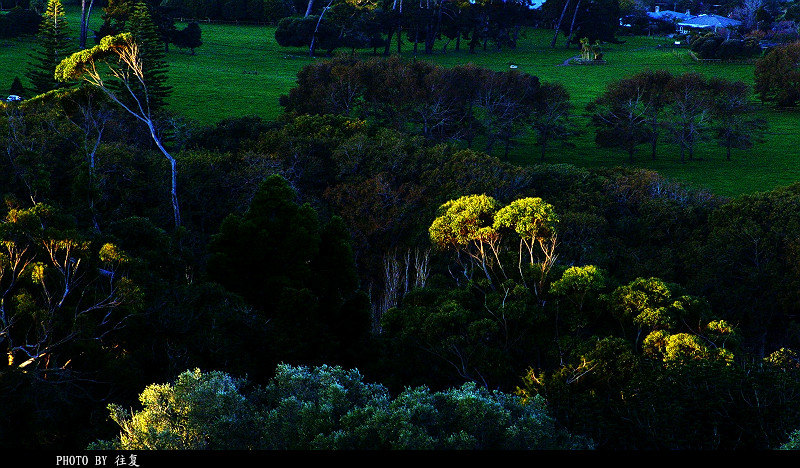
[26,0,73,95]
[126,1,171,111]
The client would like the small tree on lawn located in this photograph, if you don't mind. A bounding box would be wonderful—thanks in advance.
[173,22,202,55]
[754,42,800,108]
[708,78,767,161]
[531,82,575,161]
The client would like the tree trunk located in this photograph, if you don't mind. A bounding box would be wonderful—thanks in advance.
[384,27,394,55]
[566,0,581,48]
[397,25,403,53]
[550,0,571,48]
[305,0,314,16]
[540,137,548,160]
[148,122,181,228]
[80,0,96,48]
[650,115,658,160]
[310,2,332,57]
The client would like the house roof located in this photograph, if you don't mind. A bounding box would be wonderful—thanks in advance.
[647,10,691,22]
[678,14,742,28]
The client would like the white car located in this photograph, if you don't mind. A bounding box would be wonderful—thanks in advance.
[6,95,22,102]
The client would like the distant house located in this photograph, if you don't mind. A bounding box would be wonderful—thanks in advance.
[677,14,742,33]
[619,6,690,32]
[647,6,692,24]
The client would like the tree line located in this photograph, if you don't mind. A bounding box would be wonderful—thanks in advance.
[589,69,767,163]
[275,0,535,57]
[282,58,769,163]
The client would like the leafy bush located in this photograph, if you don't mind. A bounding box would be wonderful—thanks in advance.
[0,8,42,39]
[690,34,759,60]
[93,365,593,450]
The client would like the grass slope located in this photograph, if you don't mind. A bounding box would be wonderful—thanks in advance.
[2,8,800,196]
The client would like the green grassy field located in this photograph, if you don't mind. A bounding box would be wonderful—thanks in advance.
[3,8,800,197]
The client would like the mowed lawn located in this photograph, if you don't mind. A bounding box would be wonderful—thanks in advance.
[3,8,800,196]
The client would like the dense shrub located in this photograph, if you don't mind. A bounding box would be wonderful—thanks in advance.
[0,7,42,38]
[690,33,760,60]
[92,365,593,450]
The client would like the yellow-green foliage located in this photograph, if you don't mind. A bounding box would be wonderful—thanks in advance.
[99,368,252,450]
[55,33,133,83]
[493,197,558,241]
[429,194,501,250]
[550,265,607,296]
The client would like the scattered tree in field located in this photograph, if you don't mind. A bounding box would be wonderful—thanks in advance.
[631,69,674,161]
[531,82,575,160]
[591,71,764,163]
[665,73,710,163]
[472,69,540,157]
[754,42,800,107]
[587,80,649,163]
[172,21,202,55]
[26,0,73,95]
[280,57,558,157]
[56,33,181,227]
[708,78,767,160]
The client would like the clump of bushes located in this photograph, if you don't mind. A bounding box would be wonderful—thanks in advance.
[689,32,761,60]
[0,8,42,39]
[91,365,594,450]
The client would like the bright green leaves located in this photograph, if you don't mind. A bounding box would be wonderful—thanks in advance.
[493,197,559,243]
[429,194,560,288]
[55,33,134,83]
[429,194,501,251]
[606,277,736,365]
[606,277,706,332]
[97,368,254,450]
[550,265,608,298]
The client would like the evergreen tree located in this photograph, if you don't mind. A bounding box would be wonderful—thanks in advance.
[126,1,171,110]
[9,77,26,98]
[26,0,73,95]
[207,175,371,365]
